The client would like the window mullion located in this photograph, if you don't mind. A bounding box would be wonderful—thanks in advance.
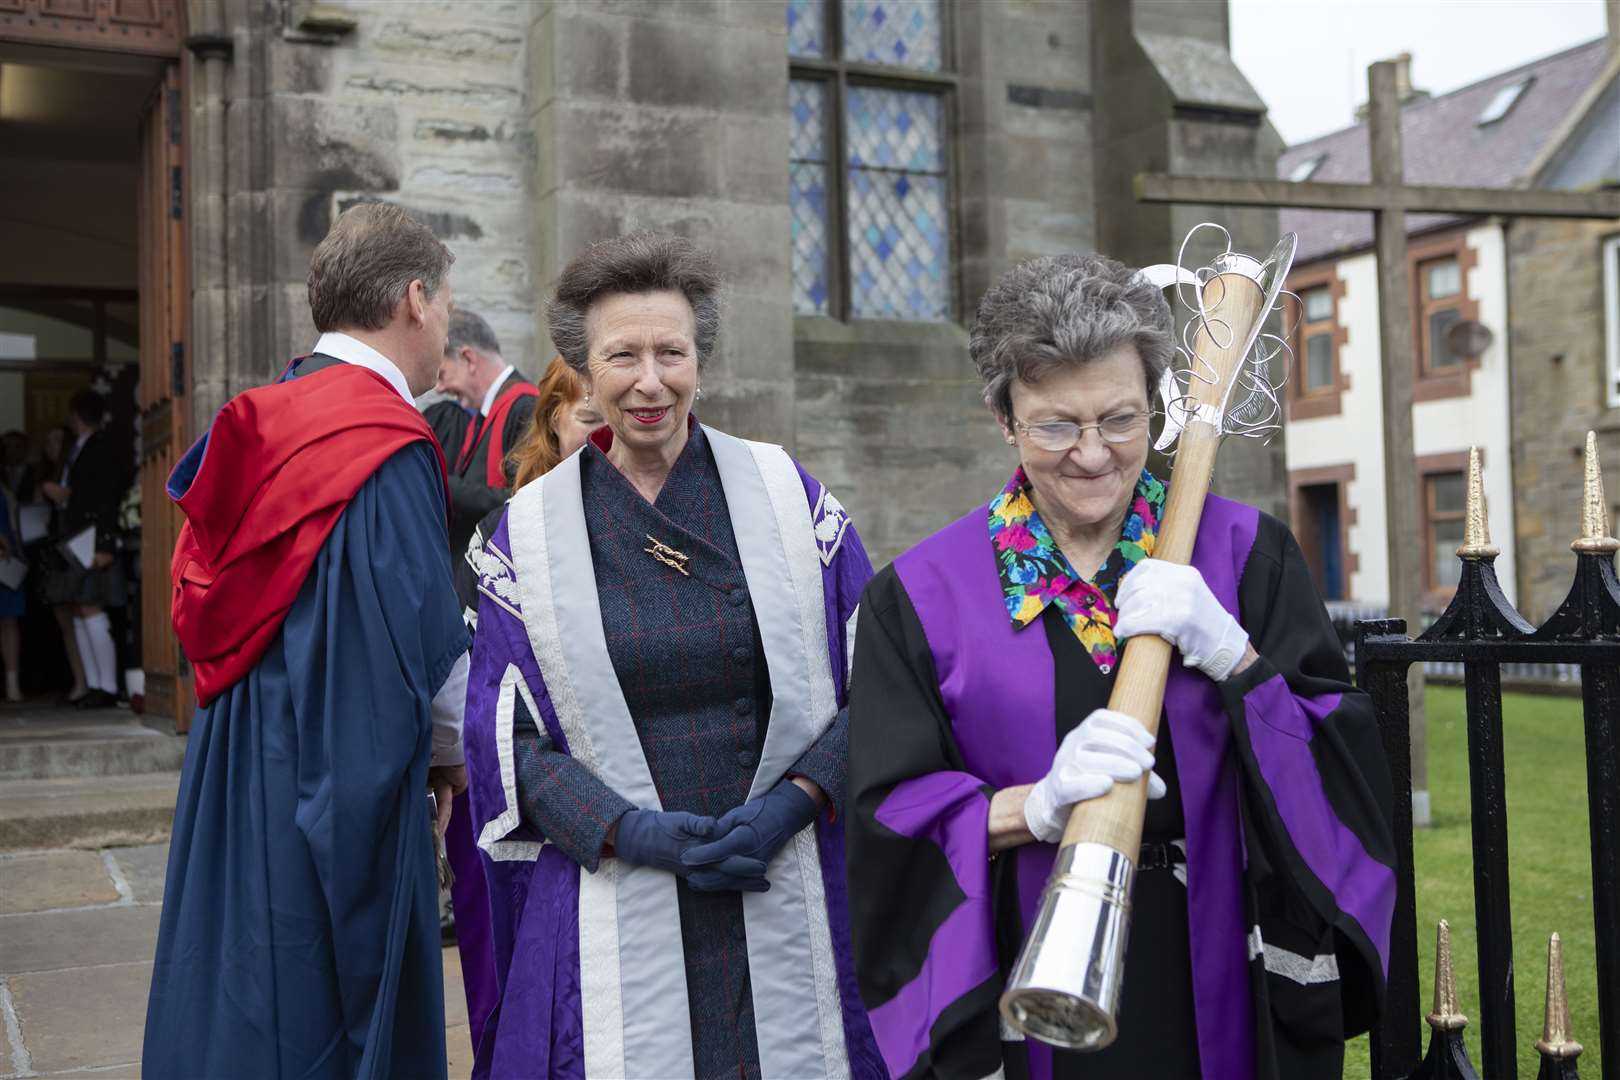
[832,70,851,322]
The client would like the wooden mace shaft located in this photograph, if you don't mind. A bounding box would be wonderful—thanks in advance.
[1058,270,1267,859]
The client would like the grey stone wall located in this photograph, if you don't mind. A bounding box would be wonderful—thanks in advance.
[528,0,795,445]
[1507,217,1620,622]
[192,0,534,422]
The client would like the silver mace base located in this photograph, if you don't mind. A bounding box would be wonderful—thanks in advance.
[998,841,1137,1050]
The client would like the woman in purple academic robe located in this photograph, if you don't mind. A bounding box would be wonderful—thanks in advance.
[461,234,884,1080]
[846,254,1397,1080]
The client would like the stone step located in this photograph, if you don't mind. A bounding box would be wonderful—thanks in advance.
[0,704,188,780]
[0,774,179,851]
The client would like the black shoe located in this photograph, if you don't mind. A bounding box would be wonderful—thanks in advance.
[75,689,117,709]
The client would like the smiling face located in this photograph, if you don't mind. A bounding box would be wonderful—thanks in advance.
[583,289,699,459]
[1003,343,1151,534]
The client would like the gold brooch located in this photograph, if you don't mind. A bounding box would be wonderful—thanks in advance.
[645,535,691,576]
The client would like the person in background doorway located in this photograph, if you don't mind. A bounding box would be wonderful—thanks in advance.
[40,392,126,709]
[423,309,537,557]
[33,425,86,703]
[2,430,36,504]
[0,477,23,703]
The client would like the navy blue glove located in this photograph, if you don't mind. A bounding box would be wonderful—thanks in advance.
[681,779,820,881]
[611,809,769,893]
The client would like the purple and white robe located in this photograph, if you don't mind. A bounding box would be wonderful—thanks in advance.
[463,424,885,1079]
[846,493,1398,1080]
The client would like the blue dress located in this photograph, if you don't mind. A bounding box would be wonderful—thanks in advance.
[143,433,467,1079]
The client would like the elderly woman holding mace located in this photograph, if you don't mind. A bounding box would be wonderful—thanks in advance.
[846,248,1397,1080]
[463,233,884,1079]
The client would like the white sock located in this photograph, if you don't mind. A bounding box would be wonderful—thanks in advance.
[4,671,18,700]
[82,613,117,694]
[72,617,95,690]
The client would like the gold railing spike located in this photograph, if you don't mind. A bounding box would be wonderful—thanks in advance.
[1536,932,1584,1059]
[1572,430,1620,554]
[1427,919,1468,1031]
[1457,446,1500,560]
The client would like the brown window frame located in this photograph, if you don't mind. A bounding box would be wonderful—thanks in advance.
[1417,450,1474,603]
[1284,263,1349,420]
[1409,229,1481,402]
[789,1,960,323]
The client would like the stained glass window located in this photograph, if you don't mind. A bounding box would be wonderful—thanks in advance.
[842,0,943,72]
[846,88,948,320]
[787,0,952,322]
[790,80,832,316]
[787,0,827,59]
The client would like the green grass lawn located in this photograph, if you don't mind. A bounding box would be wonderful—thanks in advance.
[1344,686,1602,1079]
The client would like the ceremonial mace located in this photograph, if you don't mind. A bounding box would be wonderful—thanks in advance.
[1000,225,1298,1049]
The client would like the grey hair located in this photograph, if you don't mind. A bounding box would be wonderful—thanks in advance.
[446,308,501,358]
[547,232,723,372]
[969,252,1174,422]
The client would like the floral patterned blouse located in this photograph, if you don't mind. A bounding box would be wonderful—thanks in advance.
[987,467,1166,674]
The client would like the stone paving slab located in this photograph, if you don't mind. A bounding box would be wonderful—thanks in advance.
[0,904,161,974]
[0,850,120,915]
[108,844,168,904]
[8,962,152,1074]
[0,775,178,850]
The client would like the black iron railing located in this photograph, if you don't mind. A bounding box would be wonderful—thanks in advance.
[1355,439,1617,1080]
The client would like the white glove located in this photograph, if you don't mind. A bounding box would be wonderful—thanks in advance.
[1023,708,1166,844]
[1113,559,1250,682]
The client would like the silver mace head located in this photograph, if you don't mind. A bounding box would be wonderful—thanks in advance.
[1134,226,1298,456]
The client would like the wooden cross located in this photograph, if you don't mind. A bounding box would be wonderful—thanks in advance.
[1132,58,1620,833]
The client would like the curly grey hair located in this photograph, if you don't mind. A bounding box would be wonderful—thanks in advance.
[969,252,1174,422]
[547,233,723,372]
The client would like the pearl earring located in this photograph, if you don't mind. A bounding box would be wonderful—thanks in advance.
[695,385,704,401]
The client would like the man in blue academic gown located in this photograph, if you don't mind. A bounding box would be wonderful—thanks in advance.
[144,203,470,1080]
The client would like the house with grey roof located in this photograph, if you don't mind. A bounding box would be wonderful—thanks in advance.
[1273,25,1619,623]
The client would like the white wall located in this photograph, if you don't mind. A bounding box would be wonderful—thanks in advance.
[1411,223,1516,604]
[1283,223,1515,608]
[1286,251,1389,605]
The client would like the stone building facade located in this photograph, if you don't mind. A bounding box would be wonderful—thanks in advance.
[2,0,1278,720]
[195,0,1280,563]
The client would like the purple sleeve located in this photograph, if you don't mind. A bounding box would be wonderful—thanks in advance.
[464,519,629,868]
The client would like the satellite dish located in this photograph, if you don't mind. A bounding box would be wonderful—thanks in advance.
[1447,319,1494,360]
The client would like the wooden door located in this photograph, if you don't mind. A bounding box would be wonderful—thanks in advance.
[136,62,192,730]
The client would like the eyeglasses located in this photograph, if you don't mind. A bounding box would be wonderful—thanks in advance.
[1012,412,1148,453]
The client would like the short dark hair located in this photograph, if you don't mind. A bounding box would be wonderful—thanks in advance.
[307,203,454,333]
[69,389,106,427]
[547,232,723,372]
[969,252,1174,422]
[446,308,501,358]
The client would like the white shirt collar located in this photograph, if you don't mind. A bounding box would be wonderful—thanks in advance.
[479,364,516,416]
[312,332,414,405]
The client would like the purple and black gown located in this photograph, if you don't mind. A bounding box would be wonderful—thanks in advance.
[461,423,887,1079]
[847,481,1397,1080]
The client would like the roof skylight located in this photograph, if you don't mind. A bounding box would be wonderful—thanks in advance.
[1289,153,1326,182]
[1477,77,1532,126]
